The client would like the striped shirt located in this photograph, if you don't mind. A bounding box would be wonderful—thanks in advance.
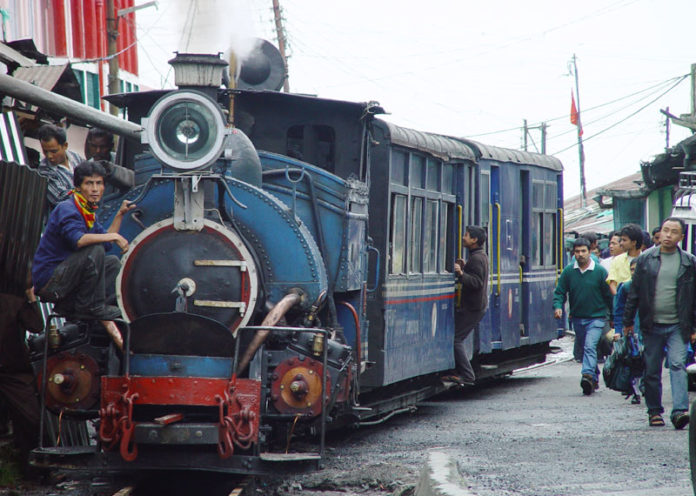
[37,150,84,210]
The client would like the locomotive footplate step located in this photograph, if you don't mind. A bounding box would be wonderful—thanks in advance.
[33,446,98,456]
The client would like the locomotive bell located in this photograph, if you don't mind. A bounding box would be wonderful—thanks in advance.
[141,90,230,171]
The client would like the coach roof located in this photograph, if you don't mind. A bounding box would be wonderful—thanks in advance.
[455,138,563,171]
[376,120,477,162]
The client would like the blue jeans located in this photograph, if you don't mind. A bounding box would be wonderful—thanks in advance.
[573,318,604,381]
[643,323,689,417]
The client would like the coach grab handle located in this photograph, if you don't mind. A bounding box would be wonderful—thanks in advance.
[366,245,380,293]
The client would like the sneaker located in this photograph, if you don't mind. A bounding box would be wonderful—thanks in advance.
[672,412,689,430]
[580,375,594,395]
[441,375,474,387]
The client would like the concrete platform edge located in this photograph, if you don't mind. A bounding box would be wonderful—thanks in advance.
[414,451,477,496]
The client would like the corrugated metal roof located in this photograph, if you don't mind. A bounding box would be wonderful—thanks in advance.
[11,64,82,106]
[14,64,67,90]
[0,161,46,294]
[0,42,36,68]
[378,120,477,162]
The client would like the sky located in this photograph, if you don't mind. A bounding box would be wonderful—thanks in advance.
[135,0,696,199]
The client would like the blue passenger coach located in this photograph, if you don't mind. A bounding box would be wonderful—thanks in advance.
[363,122,564,389]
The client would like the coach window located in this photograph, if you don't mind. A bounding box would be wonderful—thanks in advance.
[544,182,557,266]
[391,150,408,186]
[439,202,453,272]
[531,180,557,267]
[286,125,335,171]
[411,155,425,189]
[423,200,438,272]
[443,163,454,194]
[426,158,440,191]
[409,197,423,272]
[390,194,407,274]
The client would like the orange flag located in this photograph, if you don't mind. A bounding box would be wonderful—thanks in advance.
[570,92,583,136]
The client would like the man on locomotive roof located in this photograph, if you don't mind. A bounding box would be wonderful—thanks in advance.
[32,160,136,349]
[37,124,84,211]
[553,237,613,396]
[623,217,696,429]
[443,225,489,387]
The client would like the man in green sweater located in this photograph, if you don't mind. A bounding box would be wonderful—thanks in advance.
[554,238,613,395]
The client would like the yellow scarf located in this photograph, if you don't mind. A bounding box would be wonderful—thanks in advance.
[70,190,97,229]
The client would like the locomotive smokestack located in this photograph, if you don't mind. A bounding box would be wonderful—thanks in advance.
[168,52,228,99]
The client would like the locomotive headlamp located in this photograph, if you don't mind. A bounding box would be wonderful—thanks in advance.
[142,90,229,171]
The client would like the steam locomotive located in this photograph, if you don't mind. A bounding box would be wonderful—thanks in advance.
[0,42,564,475]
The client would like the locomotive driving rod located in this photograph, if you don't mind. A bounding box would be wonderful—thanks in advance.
[236,291,302,375]
[0,73,142,139]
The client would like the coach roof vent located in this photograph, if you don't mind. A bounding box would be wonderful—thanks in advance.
[168,52,228,95]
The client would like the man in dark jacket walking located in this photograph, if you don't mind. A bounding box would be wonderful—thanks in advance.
[553,237,613,395]
[624,217,696,429]
[443,225,489,387]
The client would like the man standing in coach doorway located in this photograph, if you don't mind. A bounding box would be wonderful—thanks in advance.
[443,225,489,387]
[553,237,613,395]
[623,217,696,429]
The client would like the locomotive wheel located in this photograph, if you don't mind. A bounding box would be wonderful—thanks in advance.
[39,352,100,412]
[271,356,330,416]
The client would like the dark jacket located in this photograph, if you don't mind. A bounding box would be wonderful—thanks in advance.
[457,246,489,313]
[0,294,44,373]
[623,245,696,341]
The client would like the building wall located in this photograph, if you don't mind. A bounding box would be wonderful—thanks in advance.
[0,0,138,109]
[645,186,673,231]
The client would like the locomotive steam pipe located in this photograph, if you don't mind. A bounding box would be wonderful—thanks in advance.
[235,291,302,375]
[0,73,142,139]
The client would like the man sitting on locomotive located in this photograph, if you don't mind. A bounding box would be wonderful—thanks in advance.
[32,160,136,349]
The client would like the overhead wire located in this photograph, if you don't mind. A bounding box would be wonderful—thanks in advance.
[466,73,689,138]
[551,74,688,155]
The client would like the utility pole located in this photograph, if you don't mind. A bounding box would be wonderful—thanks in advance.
[664,106,670,150]
[521,120,548,154]
[661,64,696,133]
[106,0,119,116]
[522,119,528,151]
[570,54,586,207]
[541,122,547,155]
[272,0,290,92]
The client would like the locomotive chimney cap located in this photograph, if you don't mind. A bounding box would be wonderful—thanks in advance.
[168,52,228,89]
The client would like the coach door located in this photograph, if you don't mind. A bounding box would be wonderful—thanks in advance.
[519,169,531,341]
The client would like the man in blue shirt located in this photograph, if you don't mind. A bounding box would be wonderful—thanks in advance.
[32,161,135,348]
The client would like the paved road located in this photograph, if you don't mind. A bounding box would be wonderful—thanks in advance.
[280,336,694,496]
[4,337,692,496]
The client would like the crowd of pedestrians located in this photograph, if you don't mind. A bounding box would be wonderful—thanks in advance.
[554,218,696,430]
